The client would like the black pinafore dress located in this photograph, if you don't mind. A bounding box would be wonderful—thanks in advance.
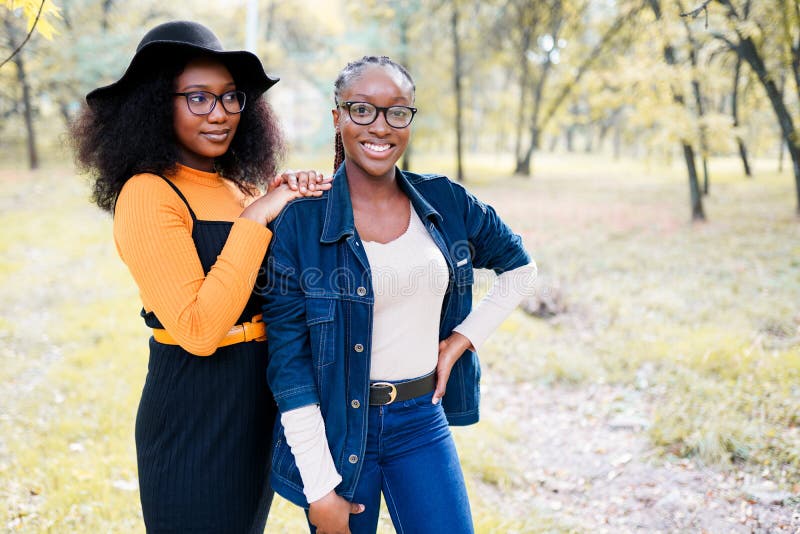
[135,177,276,533]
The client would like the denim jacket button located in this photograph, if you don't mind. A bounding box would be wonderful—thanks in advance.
[356,286,367,296]
[348,454,359,464]
[351,399,361,409]
[354,343,364,353]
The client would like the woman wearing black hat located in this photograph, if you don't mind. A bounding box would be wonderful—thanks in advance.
[71,20,324,533]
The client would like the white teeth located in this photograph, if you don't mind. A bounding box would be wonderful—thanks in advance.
[364,142,390,153]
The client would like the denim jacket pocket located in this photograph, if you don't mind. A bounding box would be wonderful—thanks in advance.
[405,389,441,410]
[306,297,336,367]
[454,258,474,287]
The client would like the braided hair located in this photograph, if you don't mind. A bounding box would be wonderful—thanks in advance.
[332,56,415,174]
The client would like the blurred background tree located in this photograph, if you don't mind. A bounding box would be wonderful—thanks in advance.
[0,0,798,218]
[2,0,61,169]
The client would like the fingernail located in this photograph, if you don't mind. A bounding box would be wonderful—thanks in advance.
[359,504,365,512]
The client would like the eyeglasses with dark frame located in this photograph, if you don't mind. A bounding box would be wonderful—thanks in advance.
[338,101,417,128]
[173,90,247,116]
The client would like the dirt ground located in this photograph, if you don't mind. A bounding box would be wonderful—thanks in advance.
[479,375,800,533]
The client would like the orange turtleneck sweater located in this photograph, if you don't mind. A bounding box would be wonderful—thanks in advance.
[113,165,272,356]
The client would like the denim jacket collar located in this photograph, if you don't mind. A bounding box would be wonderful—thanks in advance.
[320,164,443,244]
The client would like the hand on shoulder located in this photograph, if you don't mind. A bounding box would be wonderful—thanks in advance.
[241,169,333,225]
[269,169,333,195]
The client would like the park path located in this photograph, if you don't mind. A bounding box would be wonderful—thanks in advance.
[478,378,799,533]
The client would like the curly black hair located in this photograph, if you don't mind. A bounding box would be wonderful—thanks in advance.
[71,52,285,213]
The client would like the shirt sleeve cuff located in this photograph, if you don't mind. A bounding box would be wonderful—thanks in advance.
[453,262,536,351]
[281,405,343,503]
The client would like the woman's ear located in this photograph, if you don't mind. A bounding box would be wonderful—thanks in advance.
[332,108,340,130]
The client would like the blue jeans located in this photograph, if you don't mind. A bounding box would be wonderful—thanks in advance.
[346,389,473,534]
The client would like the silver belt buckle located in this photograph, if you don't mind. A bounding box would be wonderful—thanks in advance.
[371,382,397,405]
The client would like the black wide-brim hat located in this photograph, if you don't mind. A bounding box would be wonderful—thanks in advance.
[85,20,278,107]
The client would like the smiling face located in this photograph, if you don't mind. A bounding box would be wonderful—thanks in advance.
[333,65,414,181]
[173,57,241,171]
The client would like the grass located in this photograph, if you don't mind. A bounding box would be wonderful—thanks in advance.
[1,153,799,531]
[473,153,800,486]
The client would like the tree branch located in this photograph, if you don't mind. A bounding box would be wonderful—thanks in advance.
[0,0,47,70]
[680,0,712,18]
[709,30,737,51]
[680,0,712,28]
[539,4,644,130]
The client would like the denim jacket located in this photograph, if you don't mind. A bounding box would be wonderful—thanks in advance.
[260,165,530,507]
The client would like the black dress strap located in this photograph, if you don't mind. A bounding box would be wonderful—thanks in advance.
[156,174,197,221]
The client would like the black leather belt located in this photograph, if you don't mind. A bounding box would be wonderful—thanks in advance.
[369,371,437,406]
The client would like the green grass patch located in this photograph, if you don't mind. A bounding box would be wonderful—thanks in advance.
[473,156,800,484]
[2,156,799,530]
[649,343,800,476]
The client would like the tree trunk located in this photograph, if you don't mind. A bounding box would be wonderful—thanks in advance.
[701,157,709,195]
[779,140,786,173]
[17,55,38,170]
[736,36,800,213]
[779,72,786,174]
[4,17,38,170]
[584,122,594,153]
[649,0,705,219]
[515,13,558,176]
[59,101,71,126]
[691,76,710,194]
[717,0,800,214]
[731,56,752,176]
[515,47,552,175]
[794,0,800,104]
[264,0,276,38]
[684,13,711,195]
[399,17,412,171]
[515,1,639,176]
[736,140,751,176]
[778,0,800,104]
[101,0,115,31]
[683,142,705,220]
[566,125,575,152]
[613,122,622,160]
[598,115,614,152]
[513,25,532,167]
[451,3,464,182]
[514,128,537,175]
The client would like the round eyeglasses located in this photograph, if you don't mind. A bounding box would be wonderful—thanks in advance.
[338,101,417,128]
[173,90,246,116]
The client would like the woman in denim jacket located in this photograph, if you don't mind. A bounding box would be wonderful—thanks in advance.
[261,56,536,534]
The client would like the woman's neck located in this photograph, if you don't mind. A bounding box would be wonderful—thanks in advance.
[176,149,215,172]
[345,161,401,206]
